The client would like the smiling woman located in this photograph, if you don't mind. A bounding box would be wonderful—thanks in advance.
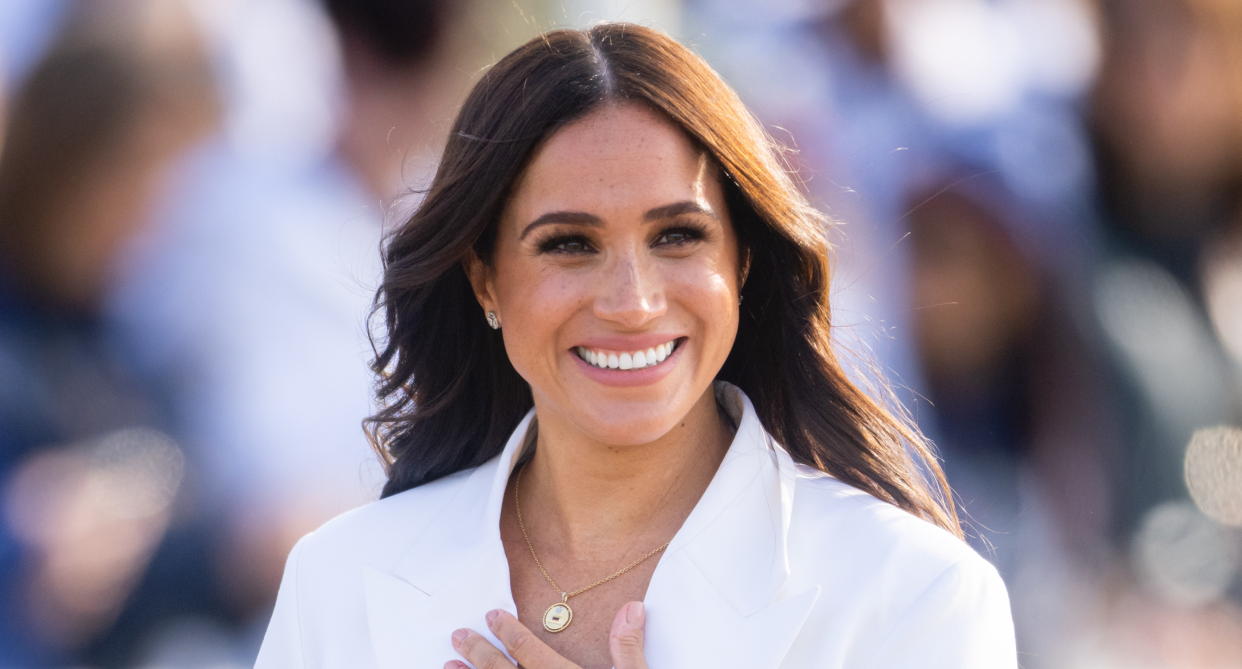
[255,23,1016,669]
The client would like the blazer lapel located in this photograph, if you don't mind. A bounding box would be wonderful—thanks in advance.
[362,556,515,669]
[643,384,820,669]
[644,555,820,669]
[363,411,536,669]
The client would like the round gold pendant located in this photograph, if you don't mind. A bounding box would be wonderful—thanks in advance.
[542,601,573,633]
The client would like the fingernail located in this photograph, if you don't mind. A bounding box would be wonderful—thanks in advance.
[451,629,468,648]
[486,609,501,626]
[626,601,645,625]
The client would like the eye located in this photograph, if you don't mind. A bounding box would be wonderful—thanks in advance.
[537,234,595,255]
[653,223,707,247]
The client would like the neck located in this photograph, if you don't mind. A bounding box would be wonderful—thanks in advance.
[518,386,733,560]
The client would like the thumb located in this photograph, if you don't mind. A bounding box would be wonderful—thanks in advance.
[609,601,649,669]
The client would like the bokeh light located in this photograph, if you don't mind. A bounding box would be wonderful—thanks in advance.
[1185,426,1242,527]
[1132,500,1240,607]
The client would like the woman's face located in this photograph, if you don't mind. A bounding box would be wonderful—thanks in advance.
[472,103,743,446]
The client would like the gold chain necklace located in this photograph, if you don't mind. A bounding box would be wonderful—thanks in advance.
[515,463,670,633]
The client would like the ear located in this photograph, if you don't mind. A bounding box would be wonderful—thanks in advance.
[738,245,753,290]
[464,249,499,321]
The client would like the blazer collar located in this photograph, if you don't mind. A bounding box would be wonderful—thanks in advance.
[364,383,819,668]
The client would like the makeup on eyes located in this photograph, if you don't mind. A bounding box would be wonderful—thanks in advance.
[532,219,712,255]
[536,233,593,254]
[653,221,709,245]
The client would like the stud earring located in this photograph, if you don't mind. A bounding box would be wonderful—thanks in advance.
[486,311,500,329]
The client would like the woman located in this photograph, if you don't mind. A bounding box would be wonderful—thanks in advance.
[255,24,1015,669]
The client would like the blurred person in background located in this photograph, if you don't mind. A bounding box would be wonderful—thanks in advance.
[1091,0,1242,531]
[0,0,218,664]
[106,0,462,658]
[901,168,1119,664]
[326,0,462,210]
[1078,0,1242,663]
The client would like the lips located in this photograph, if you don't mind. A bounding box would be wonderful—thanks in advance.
[575,339,679,370]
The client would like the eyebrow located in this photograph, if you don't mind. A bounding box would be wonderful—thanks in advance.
[643,200,718,222]
[518,200,718,240]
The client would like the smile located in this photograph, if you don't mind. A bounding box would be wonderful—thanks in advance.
[575,339,680,370]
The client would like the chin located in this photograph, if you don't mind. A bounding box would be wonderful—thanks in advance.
[566,392,699,446]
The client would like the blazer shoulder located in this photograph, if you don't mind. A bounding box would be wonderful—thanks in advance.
[298,467,477,572]
[787,463,989,583]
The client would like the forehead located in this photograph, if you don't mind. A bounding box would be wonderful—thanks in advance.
[508,103,711,216]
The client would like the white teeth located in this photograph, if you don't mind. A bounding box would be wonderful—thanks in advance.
[576,339,678,370]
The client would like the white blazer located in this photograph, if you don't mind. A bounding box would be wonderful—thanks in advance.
[255,383,1016,668]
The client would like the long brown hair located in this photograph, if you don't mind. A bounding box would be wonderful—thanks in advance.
[368,24,961,537]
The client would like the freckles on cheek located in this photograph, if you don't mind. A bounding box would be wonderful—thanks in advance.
[670,263,736,306]
[534,271,592,311]
[503,271,592,353]
[671,264,740,356]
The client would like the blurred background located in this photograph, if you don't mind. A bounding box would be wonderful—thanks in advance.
[0,0,1239,666]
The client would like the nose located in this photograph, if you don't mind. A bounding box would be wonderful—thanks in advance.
[593,249,666,328]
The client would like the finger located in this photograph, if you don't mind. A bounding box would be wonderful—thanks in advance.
[609,602,650,669]
[486,609,579,669]
[451,628,516,669]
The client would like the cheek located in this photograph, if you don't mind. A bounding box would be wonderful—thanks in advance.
[667,260,739,346]
[495,265,590,360]
[509,268,585,310]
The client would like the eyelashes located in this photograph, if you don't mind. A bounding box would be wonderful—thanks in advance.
[537,233,593,254]
[654,221,709,246]
[534,221,710,255]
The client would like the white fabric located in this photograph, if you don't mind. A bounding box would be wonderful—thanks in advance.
[255,383,1016,668]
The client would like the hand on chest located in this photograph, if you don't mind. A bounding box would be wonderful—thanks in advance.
[511,568,657,669]
[502,497,667,669]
